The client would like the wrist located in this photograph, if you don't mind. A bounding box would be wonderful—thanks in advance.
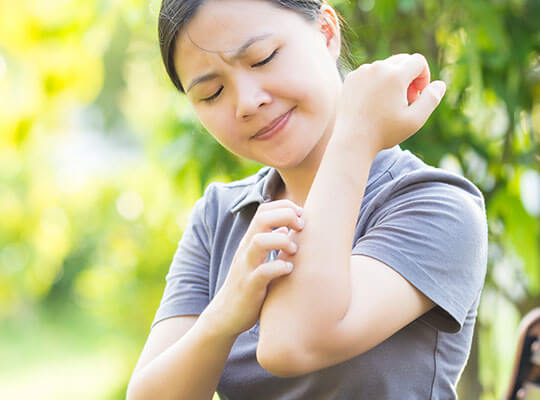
[199,303,241,342]
[330,117,381,162]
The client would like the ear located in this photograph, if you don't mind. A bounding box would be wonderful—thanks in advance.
[318,5,341,61]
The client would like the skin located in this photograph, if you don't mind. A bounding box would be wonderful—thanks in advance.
[174,0,344,208]
[125,2,447,395]
[170,0,445,358]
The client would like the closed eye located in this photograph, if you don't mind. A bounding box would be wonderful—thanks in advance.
[202,49,279,103]
[202,86,223,103]
[251,49,279,68]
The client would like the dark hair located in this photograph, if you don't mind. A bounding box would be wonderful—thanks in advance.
[158,0,351,92]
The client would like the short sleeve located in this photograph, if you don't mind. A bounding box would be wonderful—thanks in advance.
[151,192,212,329]
[352,177,488,333]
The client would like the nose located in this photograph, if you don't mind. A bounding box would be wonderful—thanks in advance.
[234,76,271,120]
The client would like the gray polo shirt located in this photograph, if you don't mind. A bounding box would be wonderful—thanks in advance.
[151,144,488,400]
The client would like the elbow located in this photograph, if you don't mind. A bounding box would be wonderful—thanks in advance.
[256,344,299,378]
[256,338,315,378]
[126,374,153,400]
[126,380,140,400]
[126,375,147,400]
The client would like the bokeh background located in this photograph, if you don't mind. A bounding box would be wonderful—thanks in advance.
[0,0,538,399]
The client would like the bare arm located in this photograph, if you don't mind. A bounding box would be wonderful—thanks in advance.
[257,53,444,376]
[127,181,306,396]
[126,308,238,400]
[257,132,377,375]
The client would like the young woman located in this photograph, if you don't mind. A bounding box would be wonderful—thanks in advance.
[127,1,488,399]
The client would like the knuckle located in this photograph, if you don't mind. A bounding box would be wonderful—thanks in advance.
[251,233,265,248]
[286,208,296,219]
[413,52,427,63]
[386,53,407,65]
[238,236,248,250]
[284,199,299,209]
[370,60,385,73]
[348,65,369,83]
[254,211,269,226]
[355,64,370,75]
[343,71,356,85]
[372,61,394,79]
[412,53,428,69]
[393,52,410,59]
[257,202,270,212]
[270,199,296,210]
[250,268,265,284]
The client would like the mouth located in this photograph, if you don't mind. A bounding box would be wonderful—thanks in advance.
[252,107,296,139]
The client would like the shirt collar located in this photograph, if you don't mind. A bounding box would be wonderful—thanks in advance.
[230,166,282,213]
[230,145,402,214]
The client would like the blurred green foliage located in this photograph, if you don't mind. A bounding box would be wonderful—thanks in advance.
[0,0,538,399]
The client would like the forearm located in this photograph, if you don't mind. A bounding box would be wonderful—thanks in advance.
[127,310,237,400]
[259,128,378,360]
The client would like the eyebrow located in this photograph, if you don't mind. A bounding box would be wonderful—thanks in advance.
[186,33,273,93]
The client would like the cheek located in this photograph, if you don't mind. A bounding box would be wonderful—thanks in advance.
[279,55,333,112]
[197,108,239,145]
[274,70,317,114]
[196,107,225,133]
[287,74,331,122]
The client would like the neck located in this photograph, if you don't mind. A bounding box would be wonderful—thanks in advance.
[272,76,345,207]
[273,112,336,208]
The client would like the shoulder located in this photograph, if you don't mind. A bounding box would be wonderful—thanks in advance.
[372,150,488,252]
[386,149,486,209]
[355,151,489,330]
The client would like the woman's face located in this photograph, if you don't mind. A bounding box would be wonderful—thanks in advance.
[174,0,342,168]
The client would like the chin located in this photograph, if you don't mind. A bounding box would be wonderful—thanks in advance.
[268,146,315,170]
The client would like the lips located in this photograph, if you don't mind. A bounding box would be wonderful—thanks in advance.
[253,107,295,138]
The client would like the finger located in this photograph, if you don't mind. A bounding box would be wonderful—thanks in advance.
[407,80,446,132]
[400,53,430,92]
[252,259,294,285]
[384,53,423,103]
[252,232,296,253]
[248,232,297,265]
[252,207,304,233]
[257,199,303,216]
[385,53,409,64]
[385,53,422,103]
[272,226,289,235]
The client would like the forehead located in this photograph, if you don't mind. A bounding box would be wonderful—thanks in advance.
[174,0,312,82]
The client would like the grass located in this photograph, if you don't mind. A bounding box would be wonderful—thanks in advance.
[0,301,224,399]
[0,301,134,400]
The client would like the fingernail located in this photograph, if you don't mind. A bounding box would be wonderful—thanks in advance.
[289,241,298,253]
[286,262,294,271]
[297,216,304,229]
[296,206,303,215]
[432,81,446,98]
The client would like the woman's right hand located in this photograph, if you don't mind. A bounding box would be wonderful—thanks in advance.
[335,53,446,154]
[204,199,305,338]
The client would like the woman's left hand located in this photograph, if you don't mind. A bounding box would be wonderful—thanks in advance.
[334,53,446,154]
